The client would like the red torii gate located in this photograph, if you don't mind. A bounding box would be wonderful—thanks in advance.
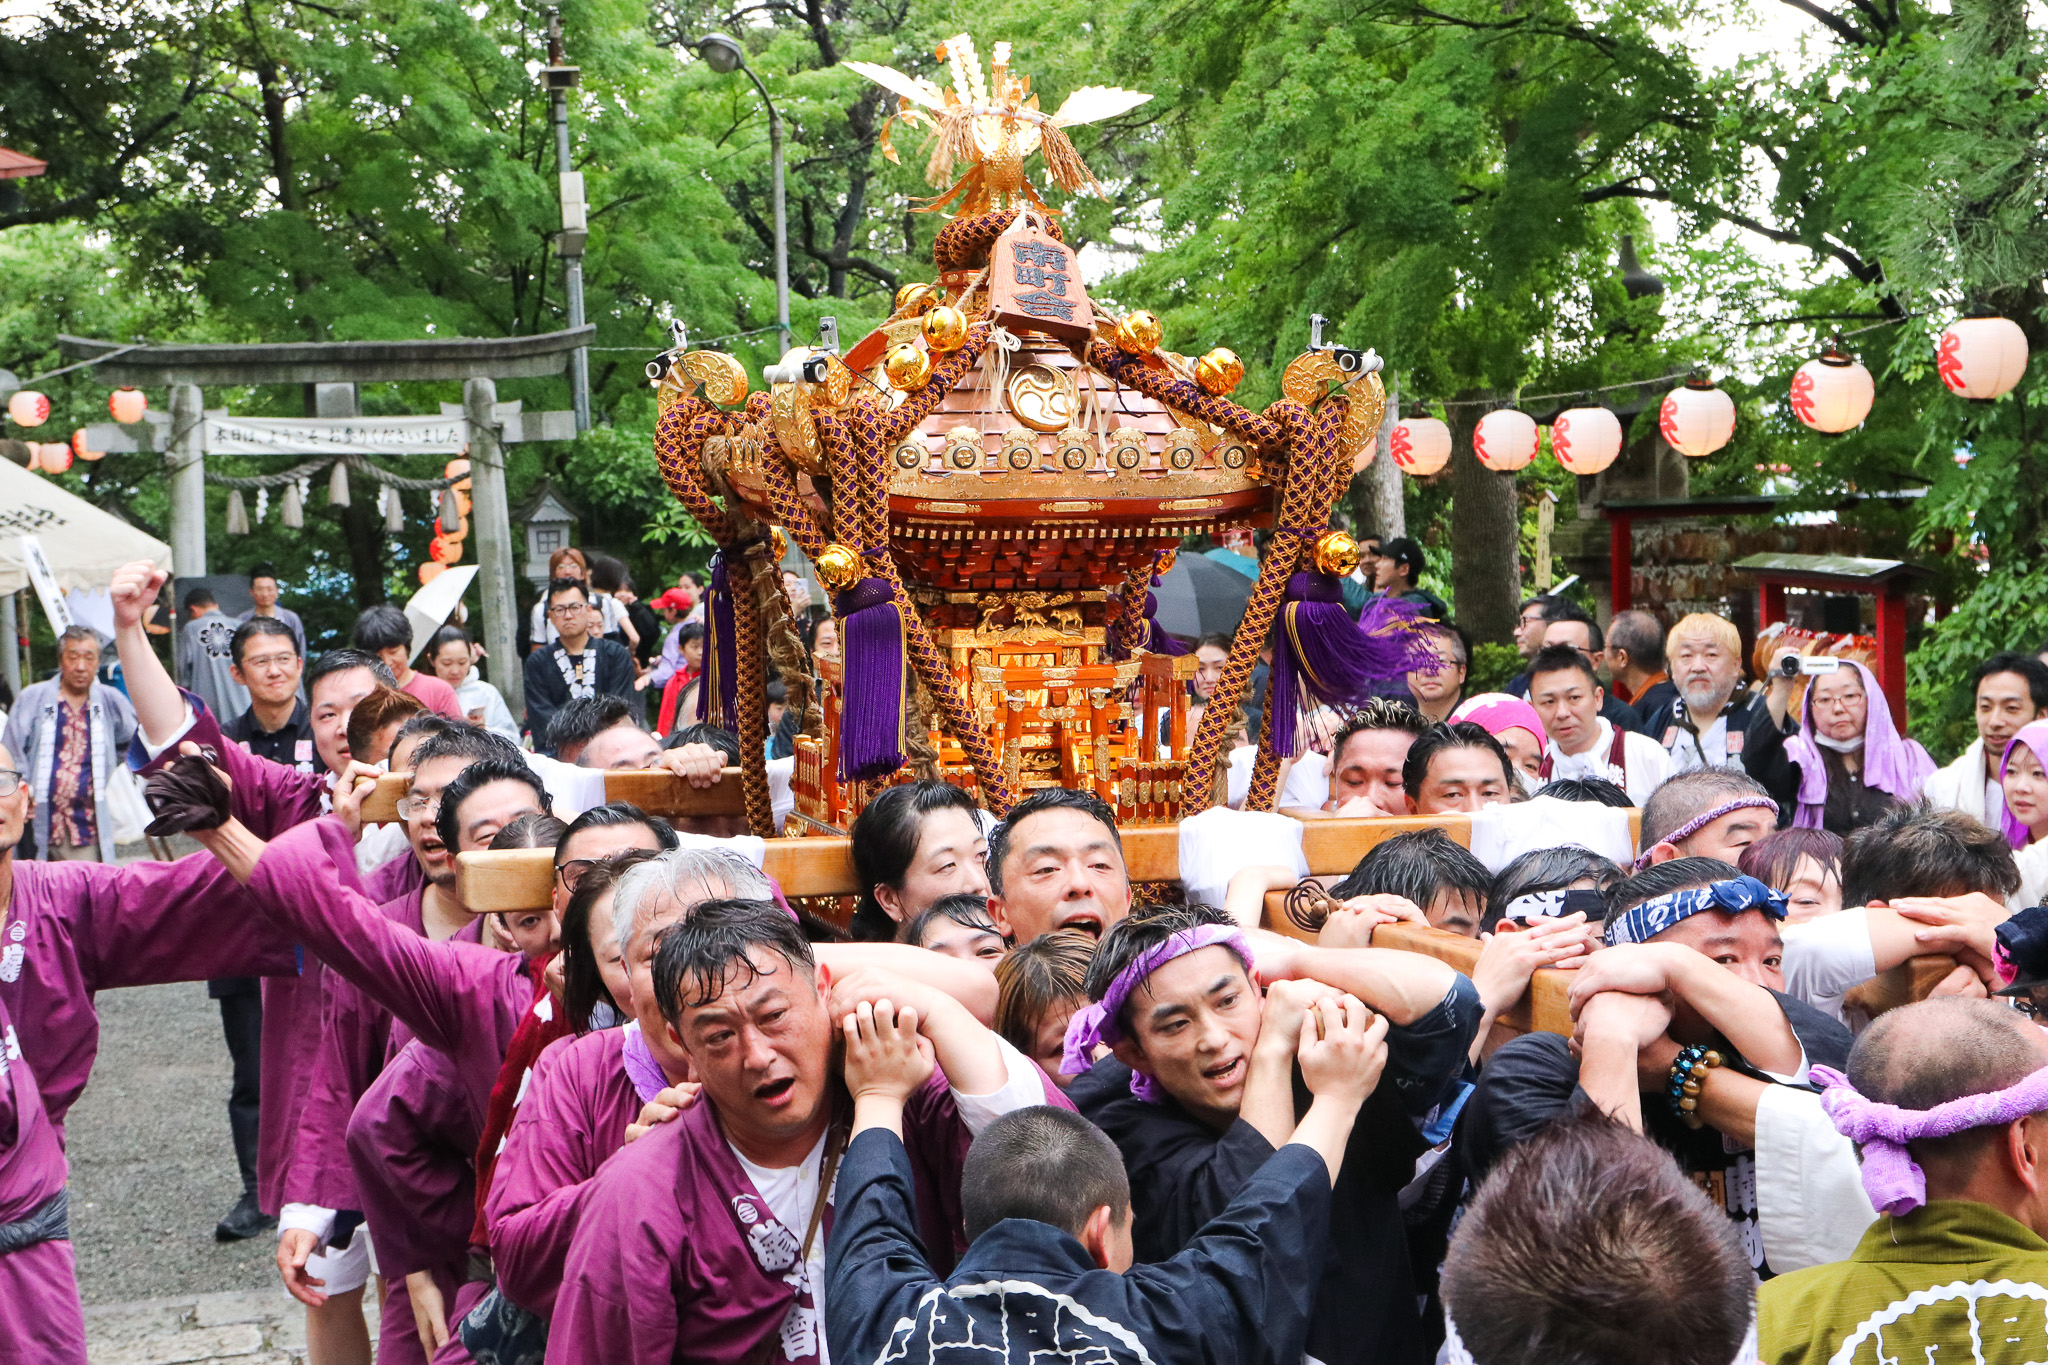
[1731,552,1932,724]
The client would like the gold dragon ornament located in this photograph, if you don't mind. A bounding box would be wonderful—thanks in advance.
[848,35,1152,216]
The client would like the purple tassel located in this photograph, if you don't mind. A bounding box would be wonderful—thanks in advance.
[1268,574,1432,755]
[696,554,739,732]
[834,577,906,781]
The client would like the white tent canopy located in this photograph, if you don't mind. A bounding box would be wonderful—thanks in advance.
[0,458,174,594]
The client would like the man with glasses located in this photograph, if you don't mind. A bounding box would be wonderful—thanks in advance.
[523,580,637,755]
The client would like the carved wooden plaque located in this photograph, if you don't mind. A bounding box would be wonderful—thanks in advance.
[988,217,1095,343]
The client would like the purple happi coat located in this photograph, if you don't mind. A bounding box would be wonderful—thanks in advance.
[484,1026,650,1317]
[547,1066,1061,1365]
[283,890,482,1213]
[135,694,350,1213]
[1,854,295,1143]
[349,1039,480,1365]
[0,992,87,1364]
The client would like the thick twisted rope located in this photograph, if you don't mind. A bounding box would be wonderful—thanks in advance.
[725,546,777,836]
[1086,342,1287,452]
[933,209,1063,274]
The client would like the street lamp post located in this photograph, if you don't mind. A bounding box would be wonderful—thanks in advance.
[698,34,789,354]
[542,11,590,431]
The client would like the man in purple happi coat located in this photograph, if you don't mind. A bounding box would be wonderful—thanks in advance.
[547,897,1066,1365]
[487,844,1007,1325]
[0,988,88,1365]
[178,757,549,1365]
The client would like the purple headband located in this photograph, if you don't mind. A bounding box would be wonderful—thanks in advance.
[1061,924,1253,1102]
[1812,1063,2048,1215]
[1632,795,1780,871]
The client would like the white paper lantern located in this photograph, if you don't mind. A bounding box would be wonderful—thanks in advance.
[1790,349,1874,433]
[1937,316,2028,401]
[1659,379,1736,457]
[1389,417,1451,476]
[70,428,106,463]
[7,390,49,427]
[1551,406,1623,475]
[33,441,71,474]
[108,388,148,424]
[1473,408,1538,472]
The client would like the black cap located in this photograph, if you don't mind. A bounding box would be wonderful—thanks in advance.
[1995,906,2048,995]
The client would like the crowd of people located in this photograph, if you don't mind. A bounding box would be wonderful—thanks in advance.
[10,552,2048,1365]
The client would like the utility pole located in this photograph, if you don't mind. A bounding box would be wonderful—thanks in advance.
[543,12,590,432]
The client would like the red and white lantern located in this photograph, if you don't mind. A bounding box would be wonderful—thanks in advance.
[1659,378,1736,457]
[1550,406,1623,475]
[1936,316,2028,401]
[1388,416,1451,476]
[30,441,72,474]
[108,388,148,424]
[1790,348,1874,433]
[1473,409,1538,472]
[7,390,49,427]
[69,429,106,462]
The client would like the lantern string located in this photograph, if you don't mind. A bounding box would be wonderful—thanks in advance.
[1404,311,1927,410]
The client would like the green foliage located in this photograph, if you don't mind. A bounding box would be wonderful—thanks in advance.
[1467,642,1524,697]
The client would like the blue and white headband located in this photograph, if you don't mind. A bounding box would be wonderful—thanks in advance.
[1603,875,1787,947]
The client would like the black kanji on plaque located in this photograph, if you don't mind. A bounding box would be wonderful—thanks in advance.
[1011,240,1071,295]
[1011,290,1079,322]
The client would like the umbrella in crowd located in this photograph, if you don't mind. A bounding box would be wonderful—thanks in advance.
[1153,550,1256,639]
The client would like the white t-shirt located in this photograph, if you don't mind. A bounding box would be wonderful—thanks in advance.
[529,591,629,646]
[1541,718,1672,806]
[725,1038,1046,1365]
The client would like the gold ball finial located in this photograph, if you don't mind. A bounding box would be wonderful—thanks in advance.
[1312,530,1361,578]
[922,305,970,353]
[1115,310,1164,356]
[1195,348,1245,396]
[895,282,938,316]
[815,543,862,592]
[883,343,933,391]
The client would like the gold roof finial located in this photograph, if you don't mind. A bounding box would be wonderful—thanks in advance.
[846,36,1150,217]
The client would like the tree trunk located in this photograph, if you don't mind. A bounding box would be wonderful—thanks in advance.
[1447,397,1520,642]
[1360,379,1404,539]
[340,497,389,611]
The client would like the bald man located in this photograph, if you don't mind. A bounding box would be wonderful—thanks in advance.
[1761,997,2048,1363]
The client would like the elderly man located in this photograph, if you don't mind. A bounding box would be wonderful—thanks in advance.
[3,625,136,863]
[1759,997,2048,1362]
[1607,608,1677,724]
[1649,613,1772,777]
[1526,643,1671,804]
[547,897,1066,1365]
[985,788,1134,945]
[1638,770,1780,866]
[1924,652,2048,829]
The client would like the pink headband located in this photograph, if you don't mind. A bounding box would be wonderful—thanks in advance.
[1632,796,1780,871]
[1061,924,1253,1101]
[1812,1063,2048,1215]
[1451,692,1545,745]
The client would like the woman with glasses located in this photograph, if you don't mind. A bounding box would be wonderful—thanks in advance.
[1747,657,1934,836]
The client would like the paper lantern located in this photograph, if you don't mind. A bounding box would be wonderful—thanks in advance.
[419,562,447,585]
[1790,348,1874,433]
[8,390,49,427]
[443,458,472,481]
[1551,406,1623,475]
[1389,417,1451,476]
[1937,316,2028,401]
[1473,409,1538,472]
[70,429,105,462]
[1659,378,1736,457]
[108,388,148,424]
[429,535,455,564]
[33,441,71,474]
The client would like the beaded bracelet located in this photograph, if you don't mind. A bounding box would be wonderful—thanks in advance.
[1667,1043,1725,1129]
